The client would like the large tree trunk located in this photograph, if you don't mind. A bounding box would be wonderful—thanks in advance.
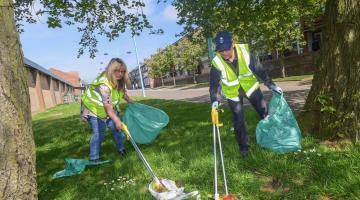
[299,0,360,142]
[0,0,38,199]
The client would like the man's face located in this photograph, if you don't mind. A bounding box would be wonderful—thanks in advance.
[219,45,234,60]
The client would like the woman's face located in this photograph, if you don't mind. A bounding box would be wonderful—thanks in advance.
[113,66,126,80]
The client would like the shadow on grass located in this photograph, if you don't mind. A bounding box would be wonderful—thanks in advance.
[33,100,360,200]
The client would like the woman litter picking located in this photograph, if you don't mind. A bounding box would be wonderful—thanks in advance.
[81,58,132,163]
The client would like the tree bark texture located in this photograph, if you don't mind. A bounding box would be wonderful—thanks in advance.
[300,0,360,142]
[0,0,38,199]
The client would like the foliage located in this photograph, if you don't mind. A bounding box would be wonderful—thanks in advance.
[13,0,162,58]
[33,101,360,199]
[315,93,336,114]
[146,49,168,78]
[174,32,207,75]
[147,30,207,81]
[172,0,325,53]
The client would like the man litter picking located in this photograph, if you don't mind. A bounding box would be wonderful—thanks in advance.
[209,31,282,157]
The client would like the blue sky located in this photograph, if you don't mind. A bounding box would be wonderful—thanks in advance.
[20,0,183,83]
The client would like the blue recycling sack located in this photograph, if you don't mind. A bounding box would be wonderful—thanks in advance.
[256,92,302,153]
[123,103,169,144]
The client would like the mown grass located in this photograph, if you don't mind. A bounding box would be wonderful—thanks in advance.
[273,75,313,82]
[33,100,359,200]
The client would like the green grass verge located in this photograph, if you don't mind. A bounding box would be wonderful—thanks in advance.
[273,75,313,82]
[33,100,359,200]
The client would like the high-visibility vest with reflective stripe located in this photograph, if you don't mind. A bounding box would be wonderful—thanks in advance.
[211,44,259,101]
[81,74,124,119]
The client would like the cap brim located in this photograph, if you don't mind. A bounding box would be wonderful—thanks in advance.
[215,43,232,51]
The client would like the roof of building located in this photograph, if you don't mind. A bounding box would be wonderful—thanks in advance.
[24,57,74,87]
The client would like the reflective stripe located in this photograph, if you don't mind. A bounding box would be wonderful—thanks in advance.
[86,89,103,106]
[238,72,253,79]
[227,96,240,102]
[92,90,103,101]
[239,44,250,67]
[213,56,227,81]
[213,56,239,86]
[222,79,239,86]
[246,82,260,97]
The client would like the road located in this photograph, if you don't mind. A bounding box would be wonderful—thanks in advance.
[128,80,312,111]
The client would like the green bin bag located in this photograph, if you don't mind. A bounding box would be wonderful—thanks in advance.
[256,92,302,153]
[52,158,111,179]
[123,102,169,144]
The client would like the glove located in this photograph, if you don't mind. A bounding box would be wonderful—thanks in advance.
[269,84,283,95]
[211,101,219,109]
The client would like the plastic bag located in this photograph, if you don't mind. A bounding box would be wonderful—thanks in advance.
[148,179,200,200]
[52,158,111,179]
[123,102,169,144]
[256,92,302,153]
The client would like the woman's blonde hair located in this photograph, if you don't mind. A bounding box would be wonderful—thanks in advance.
[104,58,129,91]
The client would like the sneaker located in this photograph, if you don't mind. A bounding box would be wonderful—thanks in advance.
[118,149,127,157]
[240,150,249,157]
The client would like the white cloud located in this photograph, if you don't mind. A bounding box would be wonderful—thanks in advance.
[161,5,178,22]
[142,0,156,16]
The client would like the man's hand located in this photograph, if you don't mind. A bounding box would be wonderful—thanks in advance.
[212,101,219,109]
[269,84,283,95]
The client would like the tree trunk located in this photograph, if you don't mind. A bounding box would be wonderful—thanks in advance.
[193,74,197,84]
[172,73,176,86]
[299,0,360,142]
[0,1,38,199]
[280,55,286,78]
[161,77,164,87]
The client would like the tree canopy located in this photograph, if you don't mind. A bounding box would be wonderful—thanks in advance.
[14,0,162,58]
[173,0,325,53]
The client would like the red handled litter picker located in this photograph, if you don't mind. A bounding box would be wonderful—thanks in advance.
[209,108,238,200]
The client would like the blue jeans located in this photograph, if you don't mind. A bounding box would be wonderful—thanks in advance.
[87,114,125,160]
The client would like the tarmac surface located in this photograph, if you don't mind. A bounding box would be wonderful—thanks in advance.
[128,80,312,111]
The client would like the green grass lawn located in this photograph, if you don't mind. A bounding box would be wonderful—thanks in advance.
[273,75,313,82]
[33,100,359,200]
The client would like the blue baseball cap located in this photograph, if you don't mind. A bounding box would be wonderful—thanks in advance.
[215,31,233,51]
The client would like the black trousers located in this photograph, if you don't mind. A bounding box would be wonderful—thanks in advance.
[227,88,268,151]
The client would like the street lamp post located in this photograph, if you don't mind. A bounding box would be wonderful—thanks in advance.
[132,36,146,97]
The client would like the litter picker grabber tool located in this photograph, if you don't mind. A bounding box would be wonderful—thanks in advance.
[209,108,237,200]
[121,124,200,200]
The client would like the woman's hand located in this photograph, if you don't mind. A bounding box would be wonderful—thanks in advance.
[115,120,123,131]
[123,88,133,103]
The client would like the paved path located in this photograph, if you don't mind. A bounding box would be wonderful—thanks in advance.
[128,80,312,111]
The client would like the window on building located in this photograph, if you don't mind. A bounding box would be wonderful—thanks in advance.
[27,69,36,88]
[40,74,51,90]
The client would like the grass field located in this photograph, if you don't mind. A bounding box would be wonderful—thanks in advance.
[33,100,359,200]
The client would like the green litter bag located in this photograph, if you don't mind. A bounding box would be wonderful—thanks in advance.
[52,158,111,179]
[123,102,169,144]
[256,92,302,153]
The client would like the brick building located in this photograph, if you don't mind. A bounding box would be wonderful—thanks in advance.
[25,58,76,113]
[48,68,82,96]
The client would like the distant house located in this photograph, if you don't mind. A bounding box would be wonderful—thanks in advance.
[25,58,76,113]
[128,63,150,89]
